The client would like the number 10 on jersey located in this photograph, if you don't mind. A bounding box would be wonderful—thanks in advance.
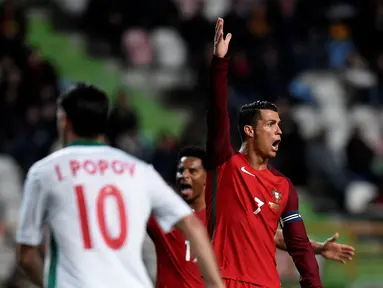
[75,185,127,250]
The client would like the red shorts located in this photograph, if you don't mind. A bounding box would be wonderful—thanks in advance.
[224,279,260,288]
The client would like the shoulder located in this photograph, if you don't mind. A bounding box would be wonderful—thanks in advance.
[108,148,163,185]
[33,147,76,167]
[214,152,242,168]
[26,147,78,178]
[105,146,149,169]
[269,167,295,193]
[269,167,291,185]
[26,151,63,178]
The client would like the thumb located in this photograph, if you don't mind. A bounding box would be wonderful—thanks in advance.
[225,33,232,44]
[328,232,339,243]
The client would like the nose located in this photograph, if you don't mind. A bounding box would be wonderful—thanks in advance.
[182,169,191,179]
[277,125,282,135]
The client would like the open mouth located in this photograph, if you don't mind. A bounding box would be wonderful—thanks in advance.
[180,183,193,196]
[272,140,281,151]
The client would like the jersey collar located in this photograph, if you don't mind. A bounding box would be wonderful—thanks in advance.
[68,139,106,147]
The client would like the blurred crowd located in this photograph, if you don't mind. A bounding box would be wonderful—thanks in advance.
[1,0,383,286]
[77,0,383,215]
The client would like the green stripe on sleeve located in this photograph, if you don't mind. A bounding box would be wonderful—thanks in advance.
[48,234,58,288]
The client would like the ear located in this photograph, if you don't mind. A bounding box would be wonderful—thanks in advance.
[243,125,254,138]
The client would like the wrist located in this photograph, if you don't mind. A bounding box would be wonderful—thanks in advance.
[213,53,225,58]
[311,240,324,255]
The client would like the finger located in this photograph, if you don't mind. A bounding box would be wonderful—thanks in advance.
[214,28,222,42]
[340,245,355,253]
[215,18,223,32]
[225,33,232,44]
[341,245,355,252]
[219,22,224,36]
[215,22,223,42]
[343,253,354,260]
[344,245,355,252]
[215,31,223,43]
[342,249,355,256]
[330,256,345,264]
[329,232,339,242]
[340,252,353,260]
[343,256,352,261]
[341,251,354,258]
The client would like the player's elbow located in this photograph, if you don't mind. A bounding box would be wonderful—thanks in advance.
[17,244,39,268]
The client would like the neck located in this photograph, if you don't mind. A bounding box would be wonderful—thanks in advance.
[190,196,206,212]
[239,141,269,170]
[67,134,105,146]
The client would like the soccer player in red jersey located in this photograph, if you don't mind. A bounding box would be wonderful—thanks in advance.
[205,18,323,288]
[147,147,355,287]
[147,147,207,288]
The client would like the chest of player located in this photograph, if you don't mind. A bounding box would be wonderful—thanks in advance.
[219,155,289,224]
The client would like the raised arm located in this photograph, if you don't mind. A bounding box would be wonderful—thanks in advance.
[274,230,355,264]
[206,18,234,168]
[281,180,323,288]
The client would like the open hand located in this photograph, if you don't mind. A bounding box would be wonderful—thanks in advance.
[320,233,355,264]
[213,18,232,58]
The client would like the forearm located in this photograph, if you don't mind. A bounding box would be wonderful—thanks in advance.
[274,229,287,251]
[283,222,322,288]
[179,215,223,287]
[209,56,229,111]
[275,229,323,255]
[142,233,157,284]
[17,248,44,287]
[21,261,44,287]
[207,56,233,167]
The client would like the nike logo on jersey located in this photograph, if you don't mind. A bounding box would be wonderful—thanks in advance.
[241,166,255,177]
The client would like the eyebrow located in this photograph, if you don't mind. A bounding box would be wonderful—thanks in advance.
[267,119,278,123]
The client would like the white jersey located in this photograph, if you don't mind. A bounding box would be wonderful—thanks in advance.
[16,141,192,288]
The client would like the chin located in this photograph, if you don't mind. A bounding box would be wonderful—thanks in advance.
[185,197,196,205]
[268,152,277,158]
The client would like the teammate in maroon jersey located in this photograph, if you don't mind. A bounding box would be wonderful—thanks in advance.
[205,18,323,288]
[147,147,355,287]
[147,147,207,288]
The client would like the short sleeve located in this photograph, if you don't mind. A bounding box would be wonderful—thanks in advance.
[15,164,47,246]
[146,165,192,233]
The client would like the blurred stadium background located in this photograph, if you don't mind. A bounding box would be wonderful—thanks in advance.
[0,0,383,287]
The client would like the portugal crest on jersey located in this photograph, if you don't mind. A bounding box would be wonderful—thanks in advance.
[269,189,282,210]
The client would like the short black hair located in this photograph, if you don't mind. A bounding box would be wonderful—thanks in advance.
[238,100,278,140]
[178,146,207,170]
[58,83,109,138]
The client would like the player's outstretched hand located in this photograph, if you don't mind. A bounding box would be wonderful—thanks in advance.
[320,233,355,264]
[213,17,232,58]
